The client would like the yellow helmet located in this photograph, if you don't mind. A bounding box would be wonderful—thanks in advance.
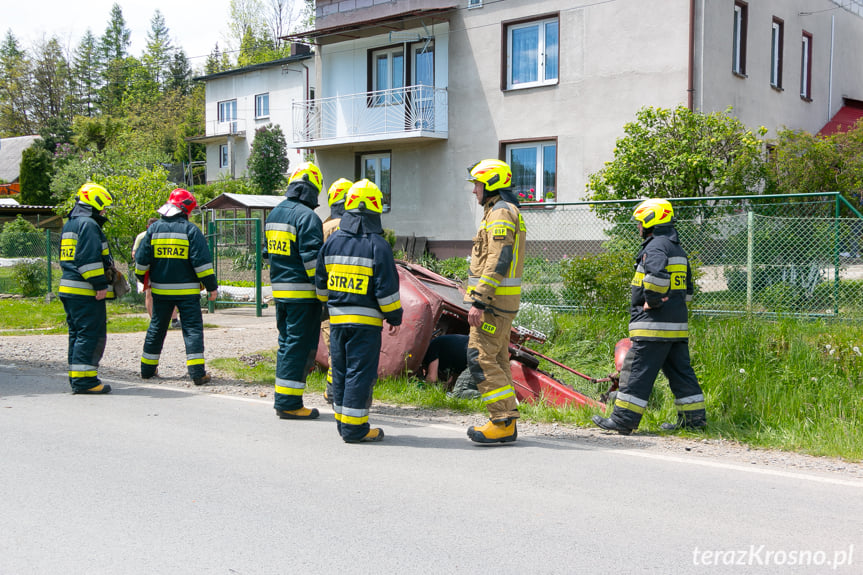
[327,178,353,207]
[289,162,324,193]
[344,179,383,214]
[633,198,674,228]
[467,159,512,192]
[77,183,113,211]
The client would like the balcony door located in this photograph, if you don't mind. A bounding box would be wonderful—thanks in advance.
[411,43,434,129]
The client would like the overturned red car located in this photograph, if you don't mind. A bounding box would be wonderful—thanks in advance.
[315,261,624,409]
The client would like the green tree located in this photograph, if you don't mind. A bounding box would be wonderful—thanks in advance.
[167,49,192,95]
[586,106,769,202]
[770,123,863,208]
[35,116,73,155]
[18,145,54,205]
[70,30,101,117]
[99,3,132,114]
[0,30,34,136]
[248,123,290,194]
[204,43,231,74]
[143,10,173,91]
[30,36,71,129]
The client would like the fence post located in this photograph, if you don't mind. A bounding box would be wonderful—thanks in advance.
[45,229,53,297]
[746,210,754,312]
[834,196,840,316]
[255,218,262,317]
[208,221,216,315]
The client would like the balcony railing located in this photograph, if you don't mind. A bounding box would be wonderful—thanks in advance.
[204,119,246,137]
[292,85,448,145]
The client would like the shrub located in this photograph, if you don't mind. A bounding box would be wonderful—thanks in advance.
[12,260,47,297]
[513,301,556,338]
[559,249,632,311]
[758,282,801,312]
[417,254,469,282]
[0,216,42,258]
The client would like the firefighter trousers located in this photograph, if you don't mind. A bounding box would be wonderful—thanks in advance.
[141,296,206,380]
[467,309,519,422]
[60,294,107,392]
[610,339,706,430]
[330,325,380,442]
[274,300,321,412]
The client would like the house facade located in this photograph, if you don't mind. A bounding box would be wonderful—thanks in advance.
[287,0,863,256]
[191,47,316,183]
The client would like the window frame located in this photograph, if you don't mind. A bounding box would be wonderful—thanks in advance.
[502,13,560,91]
[357,151,392,213]
[255,93,270,119]
[369,45,405,106]
[732,1,748,76]
[501,138,558,207]
[218,99,237,123]
[219,144,229,169]
[770,17,784,89]
[801,31,813,101]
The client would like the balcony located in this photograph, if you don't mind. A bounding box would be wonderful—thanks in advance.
[187,119,247,145]
[292,85,448,148]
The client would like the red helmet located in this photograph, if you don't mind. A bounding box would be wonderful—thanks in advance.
[168,188,197,215]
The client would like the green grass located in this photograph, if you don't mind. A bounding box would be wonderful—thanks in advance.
[208,311,863,462]
[0,298,150,334]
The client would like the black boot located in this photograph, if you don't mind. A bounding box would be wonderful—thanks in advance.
[660,412,707,431]
[592,415,633,436]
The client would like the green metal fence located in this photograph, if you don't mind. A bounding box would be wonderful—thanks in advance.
[3,193,863,318]
[207,218,266,317]
[518,193,863,317]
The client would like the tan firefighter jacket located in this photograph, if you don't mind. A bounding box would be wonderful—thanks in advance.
[464,193,526,315]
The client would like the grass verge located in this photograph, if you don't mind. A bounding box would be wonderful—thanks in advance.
[210,311,863,462]
[1,298,159,334]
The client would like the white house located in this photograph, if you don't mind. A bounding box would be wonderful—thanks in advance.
[190,46,316,183]
[283,0,863,257]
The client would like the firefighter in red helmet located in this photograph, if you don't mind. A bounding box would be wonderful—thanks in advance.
[135,188,218,385]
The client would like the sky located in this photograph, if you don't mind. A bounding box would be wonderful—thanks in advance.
[4,0,236,70]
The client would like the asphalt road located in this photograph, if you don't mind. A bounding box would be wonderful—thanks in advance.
[1,364,861,575]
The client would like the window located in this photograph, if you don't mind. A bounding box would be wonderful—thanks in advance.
[506,16,559,90]
[770,18,784,88]
[801,31,812,100]
[219,144,229,169]
[505,140,557,204]
[371,46,404,105]
[732,2,748,75]
[218,99,237,132]
[411,43,435,129]
[255,93,269,118]
[468,0,482,8]
[360,152,391,212]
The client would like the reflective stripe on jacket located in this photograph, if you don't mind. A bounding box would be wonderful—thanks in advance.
[264,198,323,302]
[59,203,114,298]
[315,230,403,329]
[464,195,526,315]
[628,225,693,341]
[134,215,217,298]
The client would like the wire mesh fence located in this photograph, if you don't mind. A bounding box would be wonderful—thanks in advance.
[518,194,863,317]
[3,194,862,318]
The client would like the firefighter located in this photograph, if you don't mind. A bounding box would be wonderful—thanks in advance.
[464,159,526,444]
[135,188,218,385]
[315,179,402,443]
[321,178,352,405]
[264,162,325,420]
[58,183,116,394]
[592,198,707,435]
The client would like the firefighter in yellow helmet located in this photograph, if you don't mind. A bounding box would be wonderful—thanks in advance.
[464,159,526,443]
[315,179,402,442]
[58,183,116,394]
[264,162,325,420]
[321,177,353,404]
[593,198,707,434]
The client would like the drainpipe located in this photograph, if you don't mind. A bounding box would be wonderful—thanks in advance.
[828,15,835,123]
[688,0,695,110]
[302,61,311,161]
